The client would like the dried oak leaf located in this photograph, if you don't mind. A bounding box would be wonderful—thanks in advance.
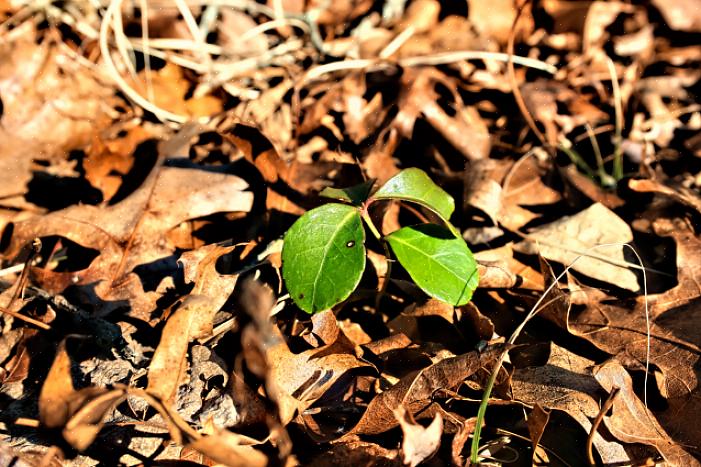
[395,405,443,467]
[343,345,505,436]
[394,68,490,161]
[130,63,222,119]
[512,342,631,464]
[651,0,701,32]
[84,125,154,202]
[514,202,639,292]
[39,338,127,450]
[240,280,371,425]
[527,404,551,465]
[628,178,701,217]
[309,440,400,467]
[3,131,253,322]
[536,218,701,454]
[467,0,518,44]
[147,296,218,404]
[475,243,544,290]
[0,24,117,207]
[594,360,700,466]
[179,244,240,312]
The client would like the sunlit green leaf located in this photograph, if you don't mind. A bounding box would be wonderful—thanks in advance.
[386,224,478,306]
[282,203,365,313]
[372,168,455,221]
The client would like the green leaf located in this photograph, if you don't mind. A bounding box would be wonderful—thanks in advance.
[386,224,479,306]
[319,179,376,206]
[372,168,455,221]
[282,203,366,313]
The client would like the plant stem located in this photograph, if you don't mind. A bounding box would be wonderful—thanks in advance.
[361,210,382,241]
[607,57,624,181]
[360,209,392,308]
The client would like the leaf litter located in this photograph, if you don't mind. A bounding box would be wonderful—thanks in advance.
[1,1,701,465]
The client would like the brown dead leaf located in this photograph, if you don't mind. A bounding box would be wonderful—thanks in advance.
[561,165,626,209]
[39,338,127,450]
[534,218,701,453]
[514,202,639,291]
[395,405,442,467]
[512,342,631,464]
[3,127,254,322]
[132,63,222,119]
[594,360,700,466]
[187,429,267,467]
[84,125,153,202]
[240,280,371,425]
[344,345,505,436]
[520,80,608,146]
[147,296,218,404]
[394,68,490,161]
[309,440,400,467]
[467,0,518,44]
[0,24,117,208]
[475,244,544,290]
[527,404,550,464]
[180,244,240,311]
[500,153,562,230]
[651,0,701,32]
[629,178,701,216]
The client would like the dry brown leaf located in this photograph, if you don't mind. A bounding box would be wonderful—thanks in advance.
[180,244,240,311]
[394,68,489,161]
[38,338,127,450]
[475,244,544,290]
[512,342,631,464]
[187,430,267,467]
[514,202,639,291]
[3,128,254,322]
[534,220,701,454]
[84,125,153,202]
[0,24,117,208]
[526,404,550,464]
[147,296,218,403]
[651,0,701,32]
[594,360,700,466]
[395,405,443,467]
[561,165,626,209]
[344,345,505,436]
[240,280,371,425]
[132,63,221,119]
[629,178,701,216]
[388,299,466,352]
[501,154,562,229]
[467,0,517,44]
[309,440,400,467]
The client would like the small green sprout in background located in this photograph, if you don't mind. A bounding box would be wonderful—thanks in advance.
[281,168,479,314]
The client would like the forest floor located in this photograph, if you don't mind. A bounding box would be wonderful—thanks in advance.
[1,0,701,465]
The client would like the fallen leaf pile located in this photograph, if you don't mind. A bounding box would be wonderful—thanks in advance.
[1,0,701,465]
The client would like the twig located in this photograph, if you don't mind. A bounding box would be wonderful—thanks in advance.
[0,306,51,330]
[8,239,42,309]
[587,386,620,466]
[506,0,552,154]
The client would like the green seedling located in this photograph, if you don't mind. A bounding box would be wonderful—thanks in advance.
[281,168,479,314]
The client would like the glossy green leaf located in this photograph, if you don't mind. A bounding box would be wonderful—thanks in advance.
[319,179,376,206]
[282,203,365,313]
[386,224,479,306]
[372,168,455,221]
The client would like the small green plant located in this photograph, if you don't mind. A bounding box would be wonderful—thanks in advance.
[281,168,479,314]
